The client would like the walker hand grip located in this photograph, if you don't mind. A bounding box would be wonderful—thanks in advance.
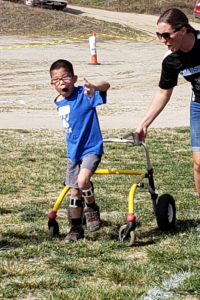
[122,132,141,146]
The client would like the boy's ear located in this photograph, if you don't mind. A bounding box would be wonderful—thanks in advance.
[73,75,78,83]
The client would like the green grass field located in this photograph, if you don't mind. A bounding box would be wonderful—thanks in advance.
[1,128,200,299]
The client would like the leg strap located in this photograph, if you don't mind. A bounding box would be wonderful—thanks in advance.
[82,185,94,198]
[69,197,84,208]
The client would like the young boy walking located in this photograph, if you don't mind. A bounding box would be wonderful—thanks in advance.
[50,59,110,243]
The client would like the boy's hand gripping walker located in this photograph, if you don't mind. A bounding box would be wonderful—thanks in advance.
[48,132,176,246]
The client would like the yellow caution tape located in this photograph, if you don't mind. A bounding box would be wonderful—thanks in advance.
[0,34,91,50]
[97,33,158,41]
[0,33,158,50]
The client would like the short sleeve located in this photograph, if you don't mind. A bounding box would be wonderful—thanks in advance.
[88,90,107,107]
[159,55,179,89]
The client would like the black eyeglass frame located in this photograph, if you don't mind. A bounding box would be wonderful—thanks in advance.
[156,28,182,40]
[51,74,73,85]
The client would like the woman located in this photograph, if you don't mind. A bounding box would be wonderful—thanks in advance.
[135,8,200,199]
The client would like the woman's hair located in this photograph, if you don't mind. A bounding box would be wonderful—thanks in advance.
[50,59,74,76]
[157,8,197,34]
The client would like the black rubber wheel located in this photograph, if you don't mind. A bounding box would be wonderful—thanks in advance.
[156,194,176,231]
[48,219,59,237]
[119,224,136,246]
[49,226,59,237]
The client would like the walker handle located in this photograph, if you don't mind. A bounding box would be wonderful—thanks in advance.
[121,132,142,146]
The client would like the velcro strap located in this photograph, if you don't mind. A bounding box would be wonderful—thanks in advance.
[69,197,83,208]
[82,186,94,198]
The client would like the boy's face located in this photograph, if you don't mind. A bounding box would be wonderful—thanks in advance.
[51,67,77,98]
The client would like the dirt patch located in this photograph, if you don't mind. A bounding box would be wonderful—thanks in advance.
[1,5,199,130]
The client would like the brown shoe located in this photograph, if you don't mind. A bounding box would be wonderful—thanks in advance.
[64,225,84,244]
[84,204,101,232]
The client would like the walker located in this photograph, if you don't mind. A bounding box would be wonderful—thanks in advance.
[48,132,176,246]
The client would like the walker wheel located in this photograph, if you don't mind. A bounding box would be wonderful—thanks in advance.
[119,224,136,246]
[48,219,59,237]
[156,194,176,231]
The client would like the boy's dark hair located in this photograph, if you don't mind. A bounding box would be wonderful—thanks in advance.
[50,59,74,76]
[157,8,198,34]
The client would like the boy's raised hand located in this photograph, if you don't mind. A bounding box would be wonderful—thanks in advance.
[84,78,96,99]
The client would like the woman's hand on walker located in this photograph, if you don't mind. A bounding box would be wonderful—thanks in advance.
[134,126,147,142]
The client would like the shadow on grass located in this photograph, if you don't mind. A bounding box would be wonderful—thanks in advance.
[0,238,21,250]
[0,208,16,215]
[2,219,196,248]
[135,218,197,244]
[1,232,50,246]
[175,218,197,231]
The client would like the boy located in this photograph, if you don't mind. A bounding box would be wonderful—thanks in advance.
[50,59,110,243]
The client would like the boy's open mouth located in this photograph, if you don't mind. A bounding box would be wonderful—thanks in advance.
[62,88,69,92]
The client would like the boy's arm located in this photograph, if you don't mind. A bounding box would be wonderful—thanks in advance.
[84,78,110,99]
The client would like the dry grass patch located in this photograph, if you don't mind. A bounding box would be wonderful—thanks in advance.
[0,0,142,38]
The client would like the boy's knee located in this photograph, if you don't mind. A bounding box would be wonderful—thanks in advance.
[77,176,90,190]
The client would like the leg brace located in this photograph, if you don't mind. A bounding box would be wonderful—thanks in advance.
[82,181,94,198]
[69,197,84,208]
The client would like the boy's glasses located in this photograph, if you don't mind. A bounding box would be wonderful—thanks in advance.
[51,74,72,86]
[156,28,181,40]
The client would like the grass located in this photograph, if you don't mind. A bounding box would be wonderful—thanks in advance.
[1,1,200,299]
[1,0,199,38]
[1,128,200,299]
[0,0,144,38]
[71,0,199,19]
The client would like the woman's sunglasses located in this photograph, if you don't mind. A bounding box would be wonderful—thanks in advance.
[156,28,181,40]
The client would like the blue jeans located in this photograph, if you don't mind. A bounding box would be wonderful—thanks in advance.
[190,101,200,151]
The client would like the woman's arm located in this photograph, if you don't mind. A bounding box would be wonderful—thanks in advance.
[134,87,173,141]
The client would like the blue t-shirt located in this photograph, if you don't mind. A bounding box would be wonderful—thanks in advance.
[55,86,107,162]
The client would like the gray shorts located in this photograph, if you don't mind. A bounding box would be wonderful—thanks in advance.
[65,154,102,188]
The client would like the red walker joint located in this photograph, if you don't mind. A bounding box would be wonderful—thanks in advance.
[127,213,135,222]
[48,210,57,219]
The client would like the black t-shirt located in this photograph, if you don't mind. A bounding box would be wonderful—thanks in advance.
[159,33,200,102]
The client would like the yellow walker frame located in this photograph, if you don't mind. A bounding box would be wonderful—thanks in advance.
[48,133,176,246]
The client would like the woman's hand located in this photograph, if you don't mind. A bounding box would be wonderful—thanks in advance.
[134,126,147,142]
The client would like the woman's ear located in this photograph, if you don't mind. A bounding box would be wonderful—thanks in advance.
[181,26,187,35]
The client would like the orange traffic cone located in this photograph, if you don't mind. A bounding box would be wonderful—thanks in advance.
[88,32,101,65]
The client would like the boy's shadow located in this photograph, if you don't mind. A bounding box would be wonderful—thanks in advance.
[83,218,197,246]
[134,218,197,246]
[1,218,195,249]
